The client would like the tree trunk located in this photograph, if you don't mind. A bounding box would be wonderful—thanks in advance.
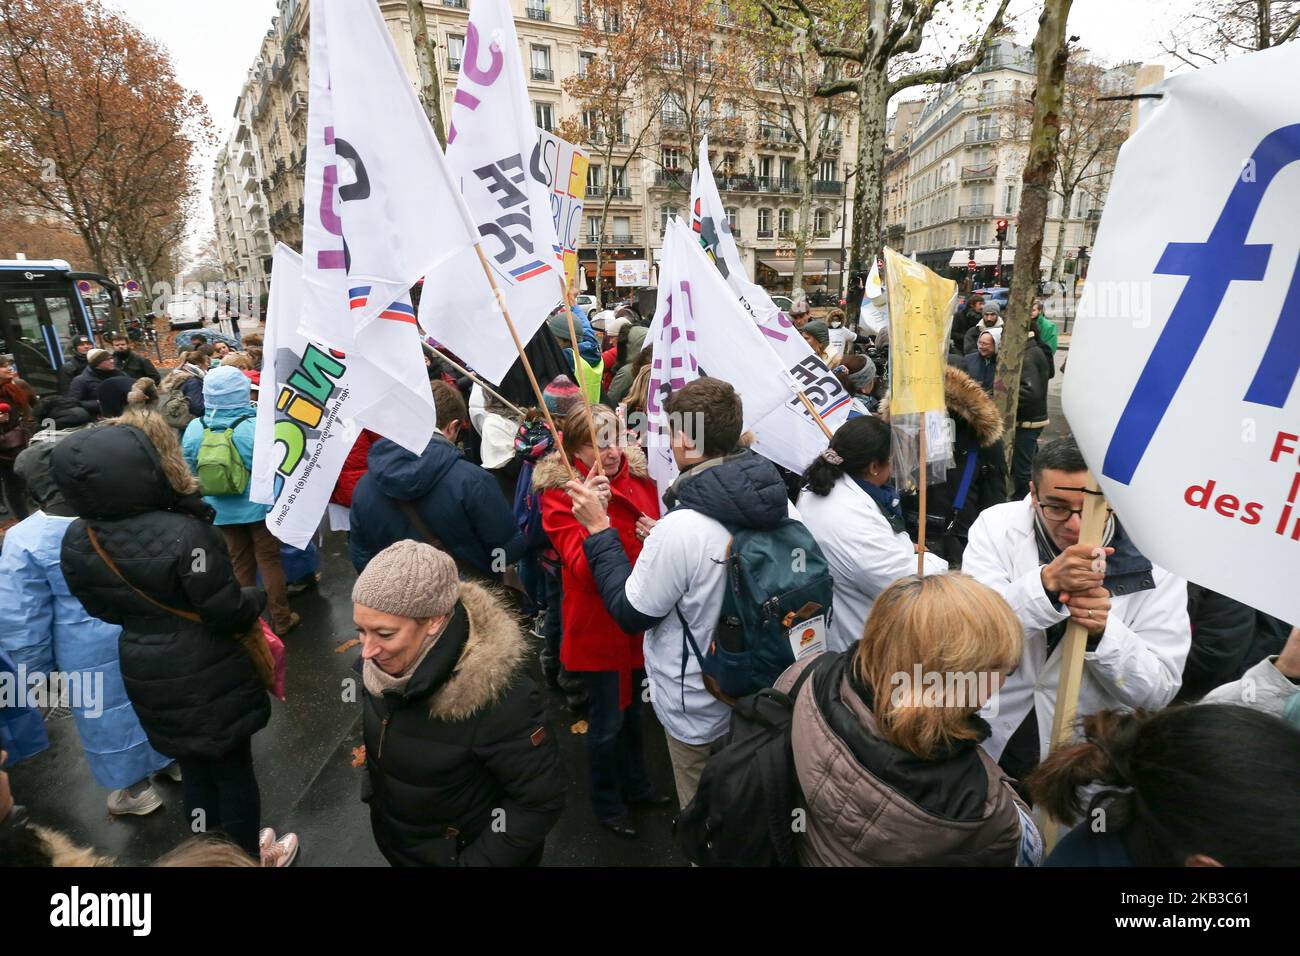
[1050,185,1072,282]
[995,0,1073,478]
[407,0,447,148]
[847,68,887,321]
[793,158,814,292]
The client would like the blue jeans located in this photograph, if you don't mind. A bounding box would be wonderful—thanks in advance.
[1013,426,1044,500]
[579,670,652,823]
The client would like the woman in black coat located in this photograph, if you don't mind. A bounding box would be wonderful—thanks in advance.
[353,540,564,866]
[53,414,297,864]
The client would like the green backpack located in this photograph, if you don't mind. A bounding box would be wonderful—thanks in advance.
[196,416,252,497]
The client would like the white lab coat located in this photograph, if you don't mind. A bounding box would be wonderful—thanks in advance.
[963,498,1190,761]
[797,475,947,653]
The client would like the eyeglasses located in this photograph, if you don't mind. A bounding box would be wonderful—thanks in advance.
[1038,501,1114,523]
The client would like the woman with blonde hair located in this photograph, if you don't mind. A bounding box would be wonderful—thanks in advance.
[775,572,1039,866]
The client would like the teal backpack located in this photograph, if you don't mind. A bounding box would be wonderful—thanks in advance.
[679,517,835,701]
[196,416,253,497]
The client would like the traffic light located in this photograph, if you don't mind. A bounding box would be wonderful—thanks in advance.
[995,218,1008,242]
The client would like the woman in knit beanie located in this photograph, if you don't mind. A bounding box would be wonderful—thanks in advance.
[353,540,564,867]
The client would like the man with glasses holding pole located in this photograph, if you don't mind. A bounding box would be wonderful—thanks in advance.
[961,435,1191,786]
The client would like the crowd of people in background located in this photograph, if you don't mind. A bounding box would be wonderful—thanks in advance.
[1,288,1297,869]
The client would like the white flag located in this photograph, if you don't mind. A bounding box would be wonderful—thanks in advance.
[420,0,565,384]
[300,0,479,386]
[251,244,436,549]
[690,136,847,471]
[645,220,805,495]
[1064,43,1300,624]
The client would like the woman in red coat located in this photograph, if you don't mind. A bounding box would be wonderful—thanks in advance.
[536,403,667,837]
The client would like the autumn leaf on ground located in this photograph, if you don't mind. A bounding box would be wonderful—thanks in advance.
[350,745,366,768]
[335,638,360,653]
[570,720,588,735]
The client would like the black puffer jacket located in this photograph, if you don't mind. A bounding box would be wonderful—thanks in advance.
[362,581,564,867]
[1016,340,1051,424]
[57,352,89,394]
[54,424,269,758]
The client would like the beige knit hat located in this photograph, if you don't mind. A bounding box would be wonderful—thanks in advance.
[352,540,459,619]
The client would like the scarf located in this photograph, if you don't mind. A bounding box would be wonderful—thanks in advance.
[851,476,905,533]
[362,622,447,698]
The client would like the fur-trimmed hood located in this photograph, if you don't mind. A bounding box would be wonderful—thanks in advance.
[530,443,648,492]
[427,580,528,722]
[944,365,1003,446]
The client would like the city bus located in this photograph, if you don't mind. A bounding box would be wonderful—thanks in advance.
[0,259,124,396]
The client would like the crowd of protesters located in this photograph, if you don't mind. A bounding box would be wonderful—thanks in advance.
[1,289,1297,870]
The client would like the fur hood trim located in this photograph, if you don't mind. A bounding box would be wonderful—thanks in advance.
[531,442,648,492]
[944,365,1004,445]
[427,581,527,721]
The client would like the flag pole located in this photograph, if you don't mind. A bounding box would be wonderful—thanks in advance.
[472,244,574,476]
[558,274,605,477]
[425,344,526,418]
[916,416,928,575]
[794,390,836,441]
[1040,477,1110,851]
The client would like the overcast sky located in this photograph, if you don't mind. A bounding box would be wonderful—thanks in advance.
[104,0,1199,266]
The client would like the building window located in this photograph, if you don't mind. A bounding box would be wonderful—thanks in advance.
[587,164,602,195]
[1003,184,1017,215]
[612,216,631,241]
[659,205,680,231]
[661,146,683,170]
[578,51,594,78]
[813,208,829,237]
[530,46,553,82]
[588,215,602,241]
[818,159,836,181]
[963,223,983,246]
[447,34,464,71]
[726,207,738,231]
[758,155,773,180]
[778,208,792,236]
[534,101,555,131]
[757,207,772,238]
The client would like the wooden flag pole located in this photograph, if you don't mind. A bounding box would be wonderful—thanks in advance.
[425,344,526,418]
[472,245,574,476]
[558,275,605,477]
[916,415,928,576]
[1040,476,1110,851]
[794,390,835,440]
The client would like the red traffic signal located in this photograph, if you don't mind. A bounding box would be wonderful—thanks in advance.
[995,218,1008,242]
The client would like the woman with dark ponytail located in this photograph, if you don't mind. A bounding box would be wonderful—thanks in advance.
[1030,705,1300,866]
[797,416,947,652]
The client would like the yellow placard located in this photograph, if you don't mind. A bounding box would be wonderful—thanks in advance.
[883,247,955,416]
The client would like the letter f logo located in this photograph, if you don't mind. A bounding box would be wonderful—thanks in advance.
[1104,123,1300,484]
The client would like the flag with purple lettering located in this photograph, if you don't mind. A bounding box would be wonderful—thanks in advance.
[251,244,436,549]
[1064,42,1300,624]
[690,136,848,472]
[299,0,479,391]
[419,0,565,384]
[645,220,803,496]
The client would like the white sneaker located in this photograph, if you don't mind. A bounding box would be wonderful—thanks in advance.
[261,832,299,867]
[107,783,163,816]
[259,827,277,856]
[157,762,182,783]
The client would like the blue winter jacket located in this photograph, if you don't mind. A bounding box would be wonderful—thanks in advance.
[181,404,267,526]
[0,513,168,787]
[349,433,526,575]
[562,304,602,368]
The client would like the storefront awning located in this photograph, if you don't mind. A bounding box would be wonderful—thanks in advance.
[758,254,842,277]
[947,248,1052,270]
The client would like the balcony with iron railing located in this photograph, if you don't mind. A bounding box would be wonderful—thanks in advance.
[814,179,844,195]
[526,5,550,21]
[610,233,634,244]
[964,128,1000,144]
[586,185,604,198]
[759,125,798,146]
[610,185,632,199]
[448,56,461,72]
[961,163,997,180]
[654,170,689,189]
[1086,208,1103,220]
[531,67,554,82]
[958,203,993,218]
[756,227,773,239]
[443,0,466,7]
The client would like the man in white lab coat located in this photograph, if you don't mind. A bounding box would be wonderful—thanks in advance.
[962,435,1190,783]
